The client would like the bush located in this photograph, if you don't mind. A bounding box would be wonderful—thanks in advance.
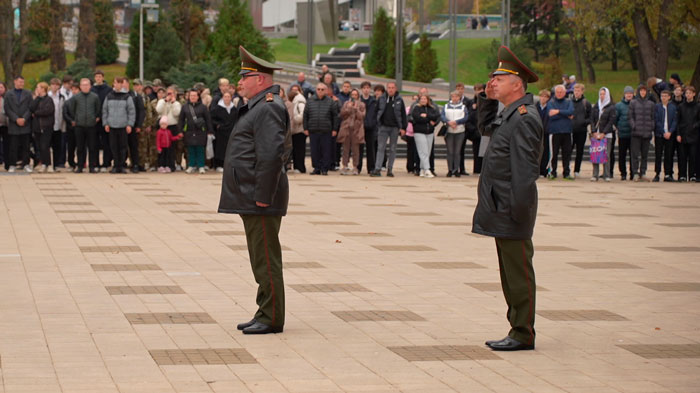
[367,7,392,75]
[532,55,563,90]
[66,58,95,81]
[386,24,413,80]
[413,34,438,83]
[163,61,234,91]
[485,38,533,71]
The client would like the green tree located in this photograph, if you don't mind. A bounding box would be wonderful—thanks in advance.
[164,61,234,91]
[145,23,184,81]
[412,33,438,83]
[367,7,393,75]
[76,0,96,68]
[49,0,66,72]
[95,0,119,65]
[169,0,209,62]
[26,0,51,63]
[206,0,273,76]
[386,24,413,80]
[126,11,162,79]
[511,0,564,61]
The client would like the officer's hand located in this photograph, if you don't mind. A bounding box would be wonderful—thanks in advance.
[256,201,270,207]
[485,79,496,99]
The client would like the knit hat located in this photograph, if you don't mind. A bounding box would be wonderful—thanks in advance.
[623,86,634,94]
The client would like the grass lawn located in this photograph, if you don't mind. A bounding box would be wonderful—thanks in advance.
[274,34,698,103]
[270,36,369,64]
[1,53,126,88]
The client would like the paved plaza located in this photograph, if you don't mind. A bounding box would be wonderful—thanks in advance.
[0,159,698,393]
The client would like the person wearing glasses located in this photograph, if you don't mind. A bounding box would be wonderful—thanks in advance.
[218,47,292,335]
[303,82,339,175]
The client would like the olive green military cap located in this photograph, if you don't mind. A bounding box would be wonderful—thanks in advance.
[239,45,282,76]
[491,46,538,83]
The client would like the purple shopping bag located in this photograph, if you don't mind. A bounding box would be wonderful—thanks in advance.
[589,137,607,164]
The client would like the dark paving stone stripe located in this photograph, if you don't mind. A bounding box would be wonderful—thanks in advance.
[590,234,651,239]
[62,219,113,224]
[125,312,216,324]
[106,285,185,295]
[149,348,256,365]
[290,283,371,293]
[91,264,161,271]
[415,262,485,269]
[285,262,324,269]
[388,345,501,361]
[617,344,700,359]
[332,310,426,322]
[372,245,436,251]
[537,310,628,321]
[635,282,700,291]
[70,232,127,237]
[80,246,142,253]
[569,262,640,269]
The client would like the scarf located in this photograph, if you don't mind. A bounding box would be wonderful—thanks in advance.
[598,87,611,113]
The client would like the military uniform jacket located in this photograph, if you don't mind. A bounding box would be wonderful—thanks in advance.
[472,93,543,240]
[218,85,291,216]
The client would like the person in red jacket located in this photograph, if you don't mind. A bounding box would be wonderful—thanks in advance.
[155,116,181,172]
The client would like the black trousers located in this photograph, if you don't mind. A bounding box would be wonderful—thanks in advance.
[66,126,76,168]
[34,130,53,166]
[654,136,676,176]
[571,131,587,174]
[97,123,112,167]
[678,142,697,179]
[540,133,551,176]
[51,131,66,168]
[109,128,128,171]
[75,126,98,170]
[333,136,341,168]
[551,133,572,177]
[460,129,482,174]
[291,133,307,173]
[8,133,31,167]
[0,126,9,169]
[309,132,333,172]
[618,137,631,177]
[359,126,377,173]
[128,130,139,168]
[158,147,172,168]
[630,136,651,177]
[608,133,616,178]
[406,136,418,172]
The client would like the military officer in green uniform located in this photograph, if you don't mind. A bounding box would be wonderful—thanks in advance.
[472,46,543,351]
[218,46,291,335]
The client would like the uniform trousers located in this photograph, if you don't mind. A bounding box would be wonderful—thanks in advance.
[495,237,536,346]
[241,215,285,328]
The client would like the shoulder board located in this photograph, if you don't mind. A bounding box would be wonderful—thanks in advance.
[266,93,274,102]
[518,105,528,115]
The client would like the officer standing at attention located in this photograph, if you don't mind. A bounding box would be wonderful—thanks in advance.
[218,46,291,335]
[472,46,543,351]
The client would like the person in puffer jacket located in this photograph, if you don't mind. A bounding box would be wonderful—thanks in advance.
[628,85,656,181]
[615,86,634,180]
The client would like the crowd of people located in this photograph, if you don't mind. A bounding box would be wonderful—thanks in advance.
[536,74,699,182]
[1,68,697,183]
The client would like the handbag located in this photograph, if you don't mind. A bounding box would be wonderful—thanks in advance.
[188,104,206,130]
[437,125,448,137]
[589,137,607,164]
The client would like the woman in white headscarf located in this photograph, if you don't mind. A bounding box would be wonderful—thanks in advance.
[590,87,617,181]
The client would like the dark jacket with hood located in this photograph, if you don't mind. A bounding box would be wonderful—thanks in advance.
[410,104,440,134]
[472,93,543,240]
[615,98,632,138]
[677,99,700,145]
[629,87,656,138]
[377,92,408,129]
[591,102,617,135]
[211,98,239,161]
[218,85,291,216]
[571,95,592,133]
[178,101,213,146]
[30,95,55,134]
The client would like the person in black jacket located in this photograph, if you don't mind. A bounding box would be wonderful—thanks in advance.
[303,82,338,175]
[590,87,617,181]
[570,84,592,177]
[91,70,113,172]
[218,46,291,335]
[4,76,34,173]
[179,89,213,174]
[358,81,378,174]
[30,82,56,172]
[457,82,481,175]
[677,86,699,181]
[473,46,543,352]
[371,82,407,177]
[411,94,440,177]
[211,91,239,172]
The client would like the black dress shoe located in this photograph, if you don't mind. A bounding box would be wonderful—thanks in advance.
[386,170,394,177]
[459,170,470,176]
[486,336,534,351]
[242,321,283,335]
[236,318,256,331]
[310,170,321,175]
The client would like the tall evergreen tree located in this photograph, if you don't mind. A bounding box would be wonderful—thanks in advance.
[145,23,184,81]
[412,34,438,83]
[169,0,208,62]
[26,0,51,62]
[95,0,119,65]
[386,23,413,80]
[367,7,392,75]
[76,0,96,67]
[206,0,273,76]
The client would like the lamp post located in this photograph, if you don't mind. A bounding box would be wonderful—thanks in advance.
[306,0,313,65]
[501,0,510,47]
[395,0,403,92]
[133,0,159,82]
[448,0,457,92]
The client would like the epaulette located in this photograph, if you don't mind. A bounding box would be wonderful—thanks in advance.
[518,105,528,115]
[265,93,274,102]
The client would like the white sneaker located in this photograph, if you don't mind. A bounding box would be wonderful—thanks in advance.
[185,167,195,174]
[604,177,611,182]
[216,167,224,173]
[38,164,47,172]
[8,166,16,173]
[47,166,54,173]
[590,177,598,182]
[419,170,425,177]
[198,167,206,174]
[99,167,108,173]
[175,164,183,171]
[424,170,435,178]
[574,172,580,178]
[24,165,33,173]
[292,169,302,174]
